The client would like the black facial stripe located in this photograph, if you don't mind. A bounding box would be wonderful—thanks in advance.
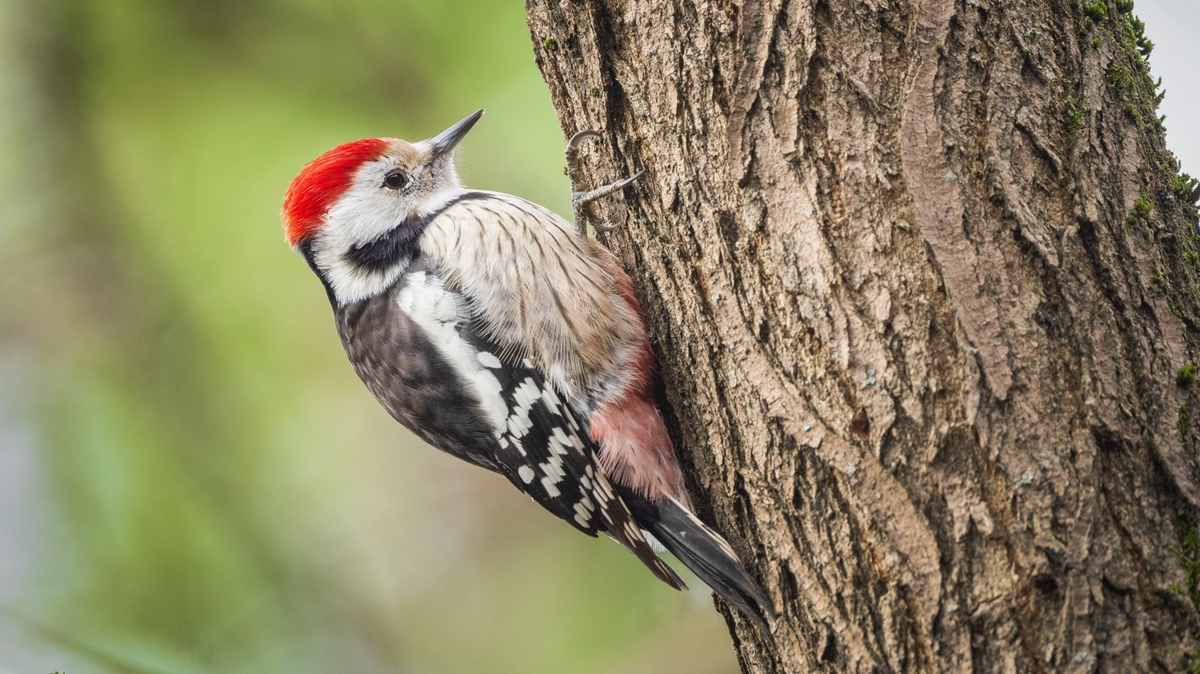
[342,191,494,274]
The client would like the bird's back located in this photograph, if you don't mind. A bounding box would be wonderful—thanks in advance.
[418,191,643,411]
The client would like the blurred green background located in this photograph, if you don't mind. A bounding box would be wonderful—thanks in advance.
[0,0,738,672]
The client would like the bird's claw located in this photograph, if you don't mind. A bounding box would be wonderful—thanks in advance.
[565,129,641,236]
[566,129,602,153]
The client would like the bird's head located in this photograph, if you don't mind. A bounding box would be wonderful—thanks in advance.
[282,109,483,251]
[281,110,483,303]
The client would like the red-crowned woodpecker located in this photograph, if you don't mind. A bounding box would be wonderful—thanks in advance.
[281,110,773,632]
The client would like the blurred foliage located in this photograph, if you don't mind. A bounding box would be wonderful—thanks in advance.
[0,0,736,672]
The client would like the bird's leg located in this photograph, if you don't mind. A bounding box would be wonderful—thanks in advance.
[565,130,642,236]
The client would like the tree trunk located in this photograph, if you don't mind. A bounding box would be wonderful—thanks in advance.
[525,0,1200,671]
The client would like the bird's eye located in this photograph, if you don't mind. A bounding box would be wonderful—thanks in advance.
[383,169,408,190]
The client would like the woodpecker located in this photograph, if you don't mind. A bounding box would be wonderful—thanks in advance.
[281,110,773,632]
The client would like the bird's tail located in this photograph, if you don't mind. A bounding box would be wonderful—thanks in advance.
[616,485,774,636]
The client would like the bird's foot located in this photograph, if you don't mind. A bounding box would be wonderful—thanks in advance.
[573,172,643,233]
[565,129,642,236]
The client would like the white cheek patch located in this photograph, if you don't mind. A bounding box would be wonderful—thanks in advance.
[314,242,407,306]
[317,158,462,306]
[328,156,414,244]
[397,271,508,436]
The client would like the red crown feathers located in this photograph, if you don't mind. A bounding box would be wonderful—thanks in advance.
[281,138,390,247]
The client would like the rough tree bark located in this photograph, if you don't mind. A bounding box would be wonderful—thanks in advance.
[526,0,1200,672]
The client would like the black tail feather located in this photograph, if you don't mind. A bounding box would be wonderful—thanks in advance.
[616,485,774,637]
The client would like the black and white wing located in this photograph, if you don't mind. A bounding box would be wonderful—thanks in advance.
[336,261,684,590]
[473,343,684,590]
[335,269,500,472]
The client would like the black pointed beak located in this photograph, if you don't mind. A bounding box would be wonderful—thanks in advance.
[429,109,484,157]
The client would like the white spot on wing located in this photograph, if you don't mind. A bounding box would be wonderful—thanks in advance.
[506,378,542,439]
[541,476,561,498]
[507,413,532,439]
[513,378,540,410]
[539,456,565,483]
[624,520,640,540]
[593,472,615,500]
[518,466,535,484]
[477,351,502,368]
[541,385,563,409]
[551,426,584,453]
[574,498,596,527]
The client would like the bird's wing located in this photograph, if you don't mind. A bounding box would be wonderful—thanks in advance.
[345,258,683,590]
[458,321,685,590]
[335,269,502,473]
